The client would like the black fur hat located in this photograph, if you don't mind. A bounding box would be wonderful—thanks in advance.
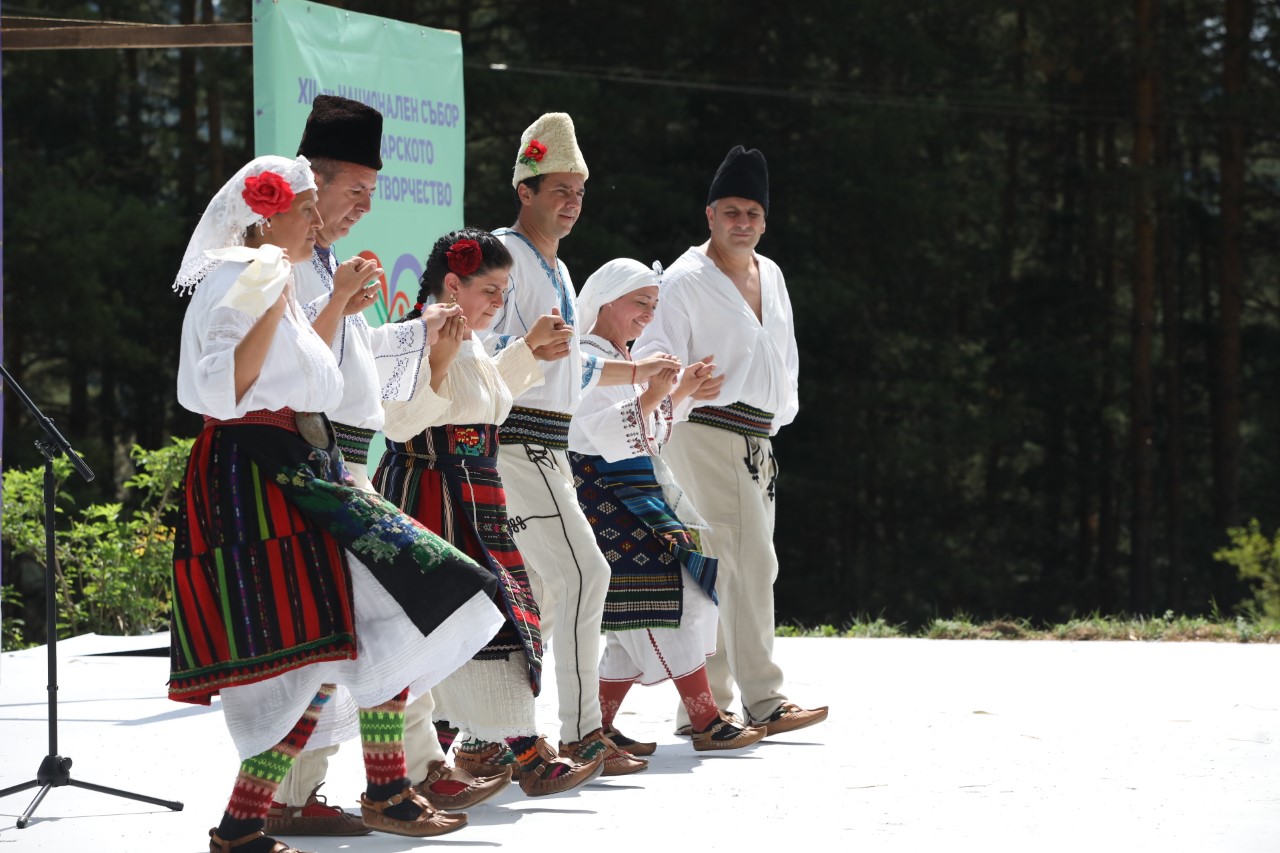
[707,145,769,215]
[297,95,384,171]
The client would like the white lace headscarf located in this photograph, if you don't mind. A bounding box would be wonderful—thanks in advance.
[172,155,316,296]
[577,258,663,339]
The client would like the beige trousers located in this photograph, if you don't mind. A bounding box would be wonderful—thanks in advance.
[497,444,609,744]
[663,421,787,725]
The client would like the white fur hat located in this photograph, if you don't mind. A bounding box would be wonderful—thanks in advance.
[512,112,589,188]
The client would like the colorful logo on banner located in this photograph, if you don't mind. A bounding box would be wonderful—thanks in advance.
[252,0,465,322]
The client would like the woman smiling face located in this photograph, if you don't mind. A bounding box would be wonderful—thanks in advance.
[598,285,659,345]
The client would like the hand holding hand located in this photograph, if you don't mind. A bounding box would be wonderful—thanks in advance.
[427,314,466,387]
[633,352,682,382]
[527,312,575,353]
[530,308,574,362]
[336,257,382,315]
[422,302,463,346]
[674,355,723,404]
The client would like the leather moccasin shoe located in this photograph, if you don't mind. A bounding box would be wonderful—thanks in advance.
[754,701,829,737]
[602,725,657,756]
[265,784,371,836]
[415,760,512,810]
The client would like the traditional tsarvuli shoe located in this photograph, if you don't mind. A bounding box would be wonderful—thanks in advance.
[414,759,512,810]
[560,728,648,776]
[453,740,518,780]
[265,783,371,836]
[752,701,829,737]
[517,750,604,797]
[690,711,767,752]
[602,725,657,756]
[358,786,468,838]
[209,827,312,853]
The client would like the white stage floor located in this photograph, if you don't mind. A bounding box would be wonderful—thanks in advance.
[1,634,1277,852]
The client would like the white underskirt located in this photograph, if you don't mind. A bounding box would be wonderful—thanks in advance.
[219,554,505,760]
[598,567,718,686]
[431,655,539,742]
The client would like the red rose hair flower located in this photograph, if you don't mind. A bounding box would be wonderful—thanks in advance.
[446,239,483,278]
[242,171,295,219]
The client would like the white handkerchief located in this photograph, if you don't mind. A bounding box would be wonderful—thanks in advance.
[207,244,291,318]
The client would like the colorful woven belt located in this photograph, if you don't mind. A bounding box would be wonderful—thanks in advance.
[385,424,499,463]
[332,421,377,466]
[499,406,573,450]
[202,408,299,433]
[687,402,774,439]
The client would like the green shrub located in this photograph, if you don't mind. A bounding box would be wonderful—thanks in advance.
[1,439,192,647]
[1215,520,1280,620]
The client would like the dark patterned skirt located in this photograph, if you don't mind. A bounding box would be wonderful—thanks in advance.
[373,423,543,695]
[569,452,718,631]
[170,413,502,706]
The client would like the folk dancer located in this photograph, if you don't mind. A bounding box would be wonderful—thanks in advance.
[568,258,766,752]
[633,146,828,736]
[170,155,506,852]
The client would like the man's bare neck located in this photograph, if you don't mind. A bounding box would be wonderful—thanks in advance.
[513,219,560,266]
[703,239,755,279]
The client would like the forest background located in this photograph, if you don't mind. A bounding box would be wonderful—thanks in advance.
[4,0,1280,642]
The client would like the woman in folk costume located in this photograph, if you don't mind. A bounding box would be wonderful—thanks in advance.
[170,155,507,852]
[371,228,604,795]
[567,259,766,752]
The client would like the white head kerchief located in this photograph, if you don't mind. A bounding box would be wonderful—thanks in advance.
[577,258,662,339]
[172,155,316,297]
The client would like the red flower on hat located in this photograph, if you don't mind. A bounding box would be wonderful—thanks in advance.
[242,171,295,219]
[519,139,548,175]
[446,239,483,278]
[523,140,547,162]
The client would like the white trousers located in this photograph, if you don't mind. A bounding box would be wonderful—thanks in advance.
[662,422,787,724]
[497,444,609,744]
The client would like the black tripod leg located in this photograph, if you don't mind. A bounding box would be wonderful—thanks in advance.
[69,779,183,811]
[0,779,39,799]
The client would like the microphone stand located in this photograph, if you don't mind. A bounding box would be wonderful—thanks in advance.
[0,362,183,827]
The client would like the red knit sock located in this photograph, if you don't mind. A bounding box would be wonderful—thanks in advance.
[674,667,719,732]
[599,679,635,730]
[217,685,333,847]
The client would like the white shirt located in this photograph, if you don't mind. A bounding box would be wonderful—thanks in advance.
[381,338,544,442]
[633,246,799,434]
[297,245,429,430]
[569,335,675,461]
[177,260,343,419]
[481,228,603,415]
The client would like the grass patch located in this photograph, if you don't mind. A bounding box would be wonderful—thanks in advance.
[778,612,1280,642]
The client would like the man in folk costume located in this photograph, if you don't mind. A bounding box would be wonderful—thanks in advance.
[480,113,676,774]
[269,95,508,838]
[633,145,828,737]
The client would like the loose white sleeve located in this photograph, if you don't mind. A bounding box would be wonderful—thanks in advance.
[493,337,545,398]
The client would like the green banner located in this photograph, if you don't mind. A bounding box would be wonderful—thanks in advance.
[253,0,465,321]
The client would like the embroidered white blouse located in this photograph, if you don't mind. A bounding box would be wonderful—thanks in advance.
[177,259,343,420]
[297,245,429,431]
[632,246,799,435]
[480,228,603,416]
[569,335,679,462]
[381,337,544,443]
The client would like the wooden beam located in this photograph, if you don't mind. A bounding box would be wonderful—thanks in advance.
[1,22,252,50]
[1,16,148,29]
